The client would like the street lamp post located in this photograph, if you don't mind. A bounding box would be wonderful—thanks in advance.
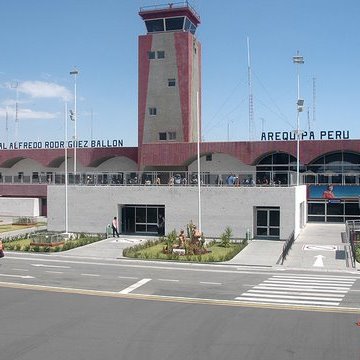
[70,68,79,174]
[293,51,304,186]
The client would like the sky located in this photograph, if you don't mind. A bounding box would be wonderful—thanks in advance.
[0,0,359,146]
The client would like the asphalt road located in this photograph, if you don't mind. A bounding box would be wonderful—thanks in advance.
[1,253,360,359]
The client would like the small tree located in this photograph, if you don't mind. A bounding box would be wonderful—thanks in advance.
[220,226,232,248]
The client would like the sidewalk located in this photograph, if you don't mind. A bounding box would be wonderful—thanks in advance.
[282,223,355,271]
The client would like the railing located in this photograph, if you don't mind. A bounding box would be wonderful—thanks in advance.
[345,220,360,268]
[277,231,295,265]
[0,171,297,187]
[139,1,200,21]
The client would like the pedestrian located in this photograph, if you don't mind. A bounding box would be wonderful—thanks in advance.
[158,214,165,236]
[112,216,120,237]
[0,240,4,259]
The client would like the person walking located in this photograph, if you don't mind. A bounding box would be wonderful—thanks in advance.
[112,216,120,237]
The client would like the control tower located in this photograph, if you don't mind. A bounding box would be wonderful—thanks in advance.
[138,2,201,147]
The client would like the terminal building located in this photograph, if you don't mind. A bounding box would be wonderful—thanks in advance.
[0,3,359,239]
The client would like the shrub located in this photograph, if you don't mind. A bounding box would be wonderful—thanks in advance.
[220,226,232,248]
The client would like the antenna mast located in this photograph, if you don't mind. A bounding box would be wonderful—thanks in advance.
[247,37,254,140]
[312,77,316,127]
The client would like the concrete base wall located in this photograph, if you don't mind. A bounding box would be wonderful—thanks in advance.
[0,197,40,217]
[47,185,307,239]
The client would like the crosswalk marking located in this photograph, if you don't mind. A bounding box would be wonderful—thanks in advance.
[235,275,356,307]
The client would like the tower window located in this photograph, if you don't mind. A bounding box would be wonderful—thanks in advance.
[157,51,165,59]
[165,17,185,31]
[159,132,167,140]
[168,78,176,87]
[149,107,157,116]
[168,132,176,140]
[148,51,155,59]
[145,19,165,33]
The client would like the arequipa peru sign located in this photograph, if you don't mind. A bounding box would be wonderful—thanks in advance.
[261,130,350,141]
[0,139,124,150]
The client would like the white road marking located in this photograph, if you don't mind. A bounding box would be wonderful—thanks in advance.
[200,281,222,285]
[158,278,179,282]
[45,271,64,274]
[260,282,351,290]
[241,292,343,302]
[118,276,138,280]
[81,273,100,277]
[0,273,34,279]
[313,255,325,267]
[236,275,356,307]
[249,289,345,297]
[264,280,351,287]
[11,268,29,272]
[273,275,357,282]
[253,285,348,293]
[235,297,340,306]
[304,245,337,251]
[119,278,151,294]
[31,264,71,269]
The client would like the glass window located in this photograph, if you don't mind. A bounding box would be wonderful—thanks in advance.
[308,216,325,222]
[184,17,191,31]
[149,107,157,116]
[256,227,268,236]
[157,51,165,59]
[344,152,360,164]
[168,78,176,87]
[273,153,289,164]
[269,228,280,236]
[147,207,158,223]
[327,216,344,223]
[165,17,184,31]
[326,153,342,164]
[145,19,164,33]
[308,203,325,215]
[147,51,155,59]
[257,210,267,226]
[345,175,356,184]
[269,210,280,226]
[345,202,360,215]
[136,224,146,232]
[159,132,167,141]
[136,207,146,223]
[168,132,176,140]
[327,202,343,216]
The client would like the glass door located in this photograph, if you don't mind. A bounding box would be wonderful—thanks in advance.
[256,207,280,239]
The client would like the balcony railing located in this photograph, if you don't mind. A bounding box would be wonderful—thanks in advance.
[1,171,359,187]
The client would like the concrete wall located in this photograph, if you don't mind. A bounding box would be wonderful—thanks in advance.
[0,197,40,216]
[47,185,307,240]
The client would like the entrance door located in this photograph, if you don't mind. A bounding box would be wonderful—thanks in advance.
[256,207,280,239]
[122,205,165,235]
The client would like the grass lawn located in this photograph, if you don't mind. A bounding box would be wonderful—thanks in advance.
[0,224,39,233]
[124,241,246,262]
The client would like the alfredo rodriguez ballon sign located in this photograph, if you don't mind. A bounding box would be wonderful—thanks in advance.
[0,139,124,150]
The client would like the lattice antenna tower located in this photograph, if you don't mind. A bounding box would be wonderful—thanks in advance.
[247,37,255,141]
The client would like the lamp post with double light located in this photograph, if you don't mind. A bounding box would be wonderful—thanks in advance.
[292,51,304,186]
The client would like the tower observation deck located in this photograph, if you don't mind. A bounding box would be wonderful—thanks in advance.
[138,2,201,148]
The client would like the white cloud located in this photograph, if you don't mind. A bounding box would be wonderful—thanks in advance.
[0,107,57,120]
[18,81,72,101]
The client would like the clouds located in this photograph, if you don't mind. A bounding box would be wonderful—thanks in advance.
[18,81,72,101]
[0,80,71,121]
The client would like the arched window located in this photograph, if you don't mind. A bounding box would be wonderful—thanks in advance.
[256,152,297,185]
